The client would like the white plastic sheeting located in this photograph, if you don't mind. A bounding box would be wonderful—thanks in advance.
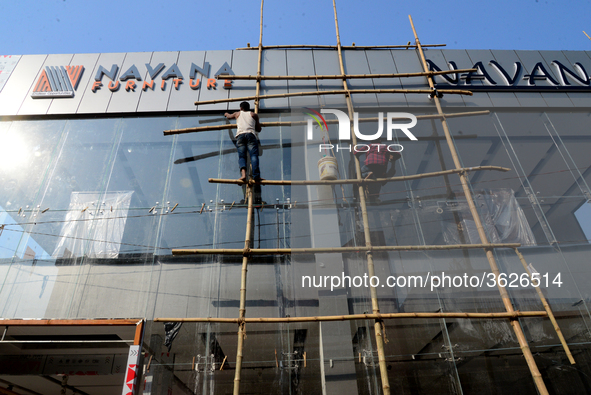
[441,188,537,246]
[53,191,133,259]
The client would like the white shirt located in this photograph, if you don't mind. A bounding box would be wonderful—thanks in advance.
[235,110,256,137]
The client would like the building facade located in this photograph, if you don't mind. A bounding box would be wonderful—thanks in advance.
[0,47,590,394]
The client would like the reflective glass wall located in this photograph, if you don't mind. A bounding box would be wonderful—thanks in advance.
[1,109,591,393]
[0,114,291,320]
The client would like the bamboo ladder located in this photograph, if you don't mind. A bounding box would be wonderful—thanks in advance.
[158,3,575,394]
[231,1,266,393]
[407,15,567,395]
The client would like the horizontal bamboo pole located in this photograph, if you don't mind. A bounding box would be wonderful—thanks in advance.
[163,110,490,135]
[216,68,477,80]
[154,310,547,324]
[172,242,521,256]
[0,319,141,326]
[236,44,447,50]
[194,88,473,106]
[207,165,511,186]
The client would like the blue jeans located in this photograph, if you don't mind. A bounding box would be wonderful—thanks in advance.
[361,164,387,201]
[236,133,260,179]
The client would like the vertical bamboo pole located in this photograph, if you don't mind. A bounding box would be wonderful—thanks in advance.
[255,0,264,115]
[233,185,254,395]
[409,15,549,395]
[234,3,263,394]
[514,248,575,364]
[332,2,391,394]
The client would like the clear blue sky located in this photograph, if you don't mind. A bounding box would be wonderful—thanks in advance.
[2,0,590,55]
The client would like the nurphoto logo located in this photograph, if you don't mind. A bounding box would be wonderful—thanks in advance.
[305,108,418,153]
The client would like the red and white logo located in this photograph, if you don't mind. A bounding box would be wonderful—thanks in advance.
[31,65,84,98]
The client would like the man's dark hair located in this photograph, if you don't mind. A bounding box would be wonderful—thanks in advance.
[240,102,250,111]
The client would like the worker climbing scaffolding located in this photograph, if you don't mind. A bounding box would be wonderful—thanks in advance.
[355,137,402,203]
[225,101,263,182]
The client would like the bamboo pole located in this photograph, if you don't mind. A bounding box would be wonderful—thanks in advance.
[193,88,473,106]
[235,44,447,50]
[171,243,521,256]
[216,68,477,80]
[513,248,576,365]
[154,311,548,324]
[331,2,391,393]
[234,184,254,394]
[163,110,490,135]
[234,4,263,393]
[409,15,549,395]
[254,0,264,115]
[207,166,510,186]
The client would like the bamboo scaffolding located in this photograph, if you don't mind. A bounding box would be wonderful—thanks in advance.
[409,15,549,395]
[331,2,391,393]
[513,248,576,365]
[254,3,264,115]
[163,110,490,135]
[194,88,473,106]
[236,44,447,50]
[171,243,521,256]
[155,311,548,324]
[234,3,263,393]
[234,184,254,395]
[216,68,477,80]
[156,4,561,394]
[207,165,510,186]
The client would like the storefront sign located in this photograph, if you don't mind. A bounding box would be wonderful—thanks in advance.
[427,58,591,91]
[31,65,84,98]
[30,60,235,99]
[122,345,141,395]
[91,61,234,93]
[0,55,21,93]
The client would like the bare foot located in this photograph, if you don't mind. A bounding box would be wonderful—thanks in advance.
[238,169,247,181]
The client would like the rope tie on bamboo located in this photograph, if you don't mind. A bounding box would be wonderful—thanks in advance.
[461,167,477,176]
[509,311,520,321]
[374,315,389,343]
[429,87,443,99]
[237,317,247,339]
[242,248,251,257]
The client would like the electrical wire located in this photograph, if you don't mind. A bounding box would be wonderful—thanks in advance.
[0,165,588,253]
